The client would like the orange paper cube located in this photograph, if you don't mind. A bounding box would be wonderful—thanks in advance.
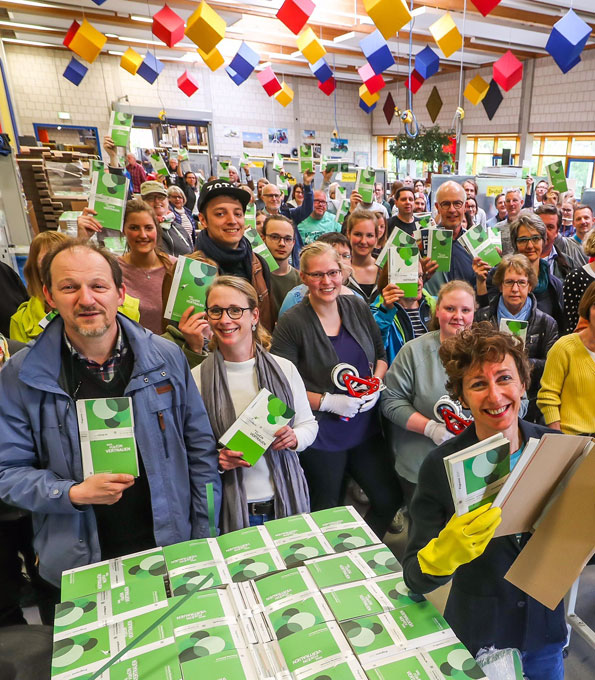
[364,0,411,40]
[197,46,224,71]
[429,12,462,58]
[68,19,107,63]
[297,27,326,64]
[464,74,490,105]
[185,1,226,54]
[120,47,143,75]
[275,82,294,107]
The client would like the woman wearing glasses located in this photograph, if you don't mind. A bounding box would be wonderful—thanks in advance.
[192,276,317,532]
[474,254,558,422]
[271,242,401,539]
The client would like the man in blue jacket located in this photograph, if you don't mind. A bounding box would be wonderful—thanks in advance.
[0,240,221,595]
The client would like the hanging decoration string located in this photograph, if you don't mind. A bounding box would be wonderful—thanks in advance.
[404,0,419,138]
[452,0,468,141]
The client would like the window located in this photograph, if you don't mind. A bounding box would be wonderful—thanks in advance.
[465,136,519,175]
[530,135,595,196]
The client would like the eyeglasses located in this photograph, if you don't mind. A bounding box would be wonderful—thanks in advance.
[439,200,464,210]
[338,253,352,260]
[313,199,328,204]
[516,235,542,246]
[303,269,342,280]
[266,233,295,244]
[264,193,281,199]
[502,279,529,289]
[206,306,252,320]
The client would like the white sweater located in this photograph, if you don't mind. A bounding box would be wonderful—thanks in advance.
[192,354,318,502]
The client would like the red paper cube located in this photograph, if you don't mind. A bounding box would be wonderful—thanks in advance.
[318,77,336,96]
[277,0,315,35]
[470,0,502,17]
[257,66,282,96]
[63,20,80,48]
[405,70,424,94]
[177,70,199,97]
[493,50,523,92]
[153,4,185,47]
[357,62,385,94]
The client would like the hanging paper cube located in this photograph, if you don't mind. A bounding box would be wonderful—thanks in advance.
[363,0,411,40]
[546,10,592,73]
[493,50,523,92]
[358,63,385,94]
[137,52,164,84]
[429,12,462,58]
[63,20,80,48]
[68,19,107,63]
[359,98,376,114]
[405,70,424,94]
[275,82,294,107]
[426,86,443,123]
[359,30,395,75]
[152,5,185,48]
[383,92,395,125]
[225,66,245,86]
[482,79,503,121]
[198,46,224,71]
[227,42,259,82]
[310,58,333,84]
[63,57,88,86]
[257,66,282,96]
[90,0,108,5]
[415,45,440,80]
[464,74,489,106]
[318,77,336,96]
[120,48,143,75]
[359,83,380,107]
[185,1,226,54]
[177,70,199,97]
[276,0,315,35]
[470,0,502,16]
[297,27,326,64]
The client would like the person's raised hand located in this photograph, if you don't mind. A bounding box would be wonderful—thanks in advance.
[381,283,405,309]
[69,473,135,506]
[103,136,118,165]
[421,256,438,281]
[178,306,209,353]
[472,256,491,283]
[322,168,334,183]
[303,169,315,186]
[219,448,250,471]
[349,190,363,213]
[77,207,103,239]
[526,175,534,190]
[271,425,298,451]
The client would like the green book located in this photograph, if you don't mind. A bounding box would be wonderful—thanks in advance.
[175,622,246,673]
[372,574,426,609]
[107,642,182,680]
[310,506,365,530]
[275,533,334,567]
[365,651,434,680]
[244,202,256,229]
[335,198,351,224]
[546,160,568,193]
[168,589,237,635]
[461,225,501,267]
[102,236,128,256]
[91,159,105,174]
[175,648,259,680]
[253,566,318,607]
[428,229,453,272]
[355,167,375,204]
[376,227,417,268]
[218,388,295,466]
[163,256,218,322]
[354,546,401,577]
[414,212,432,228]
[300,144,315,172]
[340,613,404,668]
[264,592,334,640]
[277,621,352,676]
[88,170,129,232]
[322,582,392,622]
[421,639,488,680]
[244,227,279,272]
[109,111,134,149]
[264,514,318,542]
[387,601,453,647]
[239,152,251,169]
[273,153,284,173]
[306,553,373,590]
[299,657,367,680]
[217,525,273,561]
[169,563,231,596]
[499,318,528,343]
[151,153,169,177]
[322,524,380,553]
[178,148,189,162]
[163,537,223,573]
[388,246,419,298]
[225,547,286,583]
[38,309,59,330]
[217,160,230,180]
[76,397,139,479]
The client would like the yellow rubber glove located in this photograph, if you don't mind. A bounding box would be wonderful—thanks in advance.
[418,505,502,577]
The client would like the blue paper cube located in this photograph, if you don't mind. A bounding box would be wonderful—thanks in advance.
[225,65,246,85]
[415,45,440,80]
[90,0,108,4]
[546,10,591,73]
[228,41,259,81]
[137,52,164,84]
[309,57,333,83]
[359,98,376,114]
[63,57,88,86]
[359,30,395,75]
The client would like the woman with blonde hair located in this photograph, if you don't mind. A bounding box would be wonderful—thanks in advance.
[345,209,381,304]
[193,276,317,531]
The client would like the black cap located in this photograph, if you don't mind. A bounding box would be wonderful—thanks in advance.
[197,179,251,214]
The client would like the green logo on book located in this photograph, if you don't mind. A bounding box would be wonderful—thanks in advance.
[178,627,231,661]
[506,321,525,336]
[87,398,132,429]
[99,172,127,194]
[126,554,166,579]
[267,395,293,424]
[398,246,415,266]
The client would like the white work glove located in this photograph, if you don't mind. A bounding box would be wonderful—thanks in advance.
[358,390,381,413]
[424,419,455,446]
[319,393,364,418]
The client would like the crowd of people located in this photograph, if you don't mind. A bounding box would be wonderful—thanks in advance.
[1,144,594,680]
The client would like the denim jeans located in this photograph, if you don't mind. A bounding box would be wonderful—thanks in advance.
[522,641,565,680]
[248,513,274,526]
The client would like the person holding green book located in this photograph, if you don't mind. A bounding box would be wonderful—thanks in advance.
[403,324,566,679]
[193,276,317,532]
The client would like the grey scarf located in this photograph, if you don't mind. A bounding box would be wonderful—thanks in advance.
[200,345,310,532]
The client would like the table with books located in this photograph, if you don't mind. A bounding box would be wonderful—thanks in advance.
[51,506,489,680]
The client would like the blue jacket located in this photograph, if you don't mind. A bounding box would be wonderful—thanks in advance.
[0,314,221,586]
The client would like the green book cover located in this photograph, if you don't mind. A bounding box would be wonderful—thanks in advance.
[340,613,403,665]
[91,159,105,174]
[354,546,401,577]
[168,589,236,635]
[277,621,350,675]
[217,526,272,560]
[388,601,452,646]
[355,167,376,204]
[335,198,351,224]
[499,318,528,343]
[421,639,488,680]
[414,212,432,228]
[163,538,222,573]
[88,171,129,232]
[461,225,501,267]
[428,229,453,272]
[151,154,169,177]
[388,246,419,298]
[217,160,230,180]
[218,388,295,466]
[76,397,139,479]
[300,657,367,680]
[169,563,230,596]
[373,574,426,609]
[376,227,417,268]
[102,237,127,256]
[546,160,568,193]
[225,547,285,583]
[365,651,434,680]
[175,622,245,668]
[38,309,59,330]
[109,111,134,149]
[244,227,280,273]
[163,256,218,322]
[273,153,284,173]
[107,642,183,680]
[310,506,364,530]
[275,534,334,567]
[264,514,318,542]
[265,593,334,639]
[244,202,256,229]
[239,152,251,169]
[300,144,315,172]
[253,566,317,607]
[322,524,379,553]
[322,582,391,622]
[175,648,259,680]
[306,553,371,590]
[178,148,189,162]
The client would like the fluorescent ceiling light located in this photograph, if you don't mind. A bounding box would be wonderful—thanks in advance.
[105,33,119,38]
[130,15,153,24]
[118,36,164,46]
[256,61,271,70]
[108,50,124,56]
[2,37,57,46]
[333,32,356,43]
[0,20,61,31]
[0,0,61,7]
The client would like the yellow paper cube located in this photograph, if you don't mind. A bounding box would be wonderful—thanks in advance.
[185,0,226,54]
[429,12,462,59]
[68,19,107,63]
[275,82,294,107]
[198,46,224,71]
[364,0,411,40]
[120,47,143,75]
[359,83,380,107]
[464,74,490,106]
[296,27,326,64]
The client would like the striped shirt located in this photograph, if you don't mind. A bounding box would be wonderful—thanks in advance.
[404,308,426,338]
